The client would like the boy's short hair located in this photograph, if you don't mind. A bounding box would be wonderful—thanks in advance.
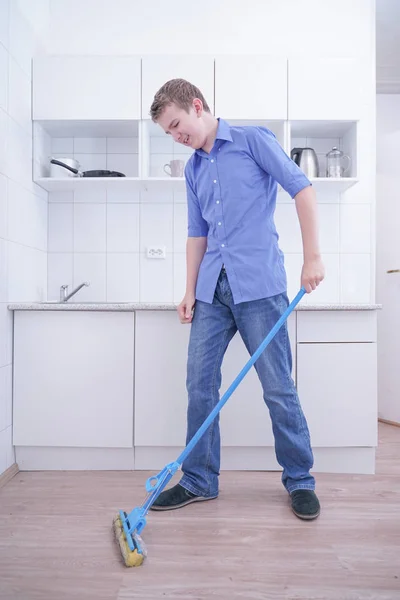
[150,78,211,122]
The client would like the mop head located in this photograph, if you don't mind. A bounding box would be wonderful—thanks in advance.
[112,513,147,567]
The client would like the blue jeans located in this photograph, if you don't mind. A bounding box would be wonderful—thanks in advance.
[180,268,315,497]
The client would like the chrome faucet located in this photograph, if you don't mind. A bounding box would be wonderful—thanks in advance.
[60,282,90,302]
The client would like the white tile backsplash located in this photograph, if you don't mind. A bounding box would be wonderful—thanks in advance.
[47,252,73,300]
[173,253,186,303]
[0,364,12,430]
[340,254,371,303]
[74,137,107,154]
[140,188,174,204]
[0,42,8,112]
[107,137,138,154]
[9,1,34,76]
[74,204,106,252]
[173,204,188,253]
[140,253,173,303]
[0,108,8,175]
[107,188,140,203]
[7,243,47,302]
[48,203,73,252]
[107,154,138,177]
[319,204,340,253]
[107,204,140,253]
[73,253,106,302]
[74,188,106,204]
[7,117,32,188]
[51,137,74,154]
[107,253,140,302]
[140,203,173,254]
[340,204,371,253]
[0,173,7,238]
[274,204,302,253]
[0,302,12,367]
[0,0,10,49]
[48,191,74,203]
[150,136,174,154]
[7,180,47,251]
[8,55,31,133]
[0,239,7,301]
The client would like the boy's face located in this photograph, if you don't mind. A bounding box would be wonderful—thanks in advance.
[156,100,207,150]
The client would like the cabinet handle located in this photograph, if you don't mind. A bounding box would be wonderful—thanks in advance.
[387,269,400,273]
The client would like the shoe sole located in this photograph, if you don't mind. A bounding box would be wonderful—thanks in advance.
[150,494,218,512]
[291,507,320,520]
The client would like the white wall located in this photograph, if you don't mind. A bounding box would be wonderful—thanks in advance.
[376,94,400,423]
[0,0,50,475]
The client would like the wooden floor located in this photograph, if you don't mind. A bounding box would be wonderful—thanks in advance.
[0,424,399,600]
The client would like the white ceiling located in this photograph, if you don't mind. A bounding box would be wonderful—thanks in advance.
[376,0,400,92]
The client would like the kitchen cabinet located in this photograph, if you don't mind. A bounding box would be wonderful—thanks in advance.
[32,56,141,120]
[288,58,368,120]
[134,311,296,448]
[141,55,215,118]
[215,55,287,120]
[296,342,377,447]
[13,311,134,448]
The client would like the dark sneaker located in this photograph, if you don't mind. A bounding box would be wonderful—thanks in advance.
[150,483,217,511]
[290,489,320,520]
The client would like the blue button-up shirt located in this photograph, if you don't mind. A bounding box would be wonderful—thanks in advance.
[185,118,311,304]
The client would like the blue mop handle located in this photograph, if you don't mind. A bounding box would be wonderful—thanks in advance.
[175,285,306,467]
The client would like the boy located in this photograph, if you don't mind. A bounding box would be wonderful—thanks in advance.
[149,79,324,520]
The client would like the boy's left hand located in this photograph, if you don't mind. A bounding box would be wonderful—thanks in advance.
[301,257,325,293]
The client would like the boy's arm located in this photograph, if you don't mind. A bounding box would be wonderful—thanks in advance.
[247,127,325,293]
[294,186,325,293]
[178,165,209,324]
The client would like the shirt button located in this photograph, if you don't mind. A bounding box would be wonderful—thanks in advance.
[211,159,214,163]
[221,244,225,248]
[216,200,220,204]
[213,179,217,183]
[218,222,221,226]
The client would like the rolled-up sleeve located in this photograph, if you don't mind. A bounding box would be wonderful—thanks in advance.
[185,163,209,237]
[247,126,312,198]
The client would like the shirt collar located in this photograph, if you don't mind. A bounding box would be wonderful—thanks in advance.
[195,118,232,156]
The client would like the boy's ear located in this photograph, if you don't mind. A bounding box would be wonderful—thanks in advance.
[193,98,203,116]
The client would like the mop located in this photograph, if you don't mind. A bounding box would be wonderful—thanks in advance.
[112,286,306,567]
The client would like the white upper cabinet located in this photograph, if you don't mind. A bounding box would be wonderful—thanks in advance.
[215,56,288,120]
[141,55,215,118]
[288,58,369,120]
[33,56,141,120]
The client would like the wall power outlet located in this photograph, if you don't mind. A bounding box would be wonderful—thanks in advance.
[147,246,166,259]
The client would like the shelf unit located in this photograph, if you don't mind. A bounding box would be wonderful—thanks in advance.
[33,118,359,195]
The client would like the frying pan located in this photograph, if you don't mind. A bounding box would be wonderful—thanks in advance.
[50,159,125,178]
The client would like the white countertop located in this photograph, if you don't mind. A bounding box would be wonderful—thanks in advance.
[7,302,382,311]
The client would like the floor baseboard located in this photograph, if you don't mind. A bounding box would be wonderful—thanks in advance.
[0,463,19,489]
[379,418,400,428]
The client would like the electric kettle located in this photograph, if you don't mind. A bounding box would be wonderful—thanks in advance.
[291,147,319,178]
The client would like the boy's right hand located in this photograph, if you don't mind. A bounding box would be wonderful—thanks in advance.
[177,293,195,324]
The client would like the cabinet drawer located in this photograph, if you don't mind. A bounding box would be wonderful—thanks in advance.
[297,311,377,343]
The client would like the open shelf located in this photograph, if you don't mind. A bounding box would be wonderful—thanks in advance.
[34,176,186,193]
[308,177,358,193]
[288,120,358,180]
[32,118,360,196]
